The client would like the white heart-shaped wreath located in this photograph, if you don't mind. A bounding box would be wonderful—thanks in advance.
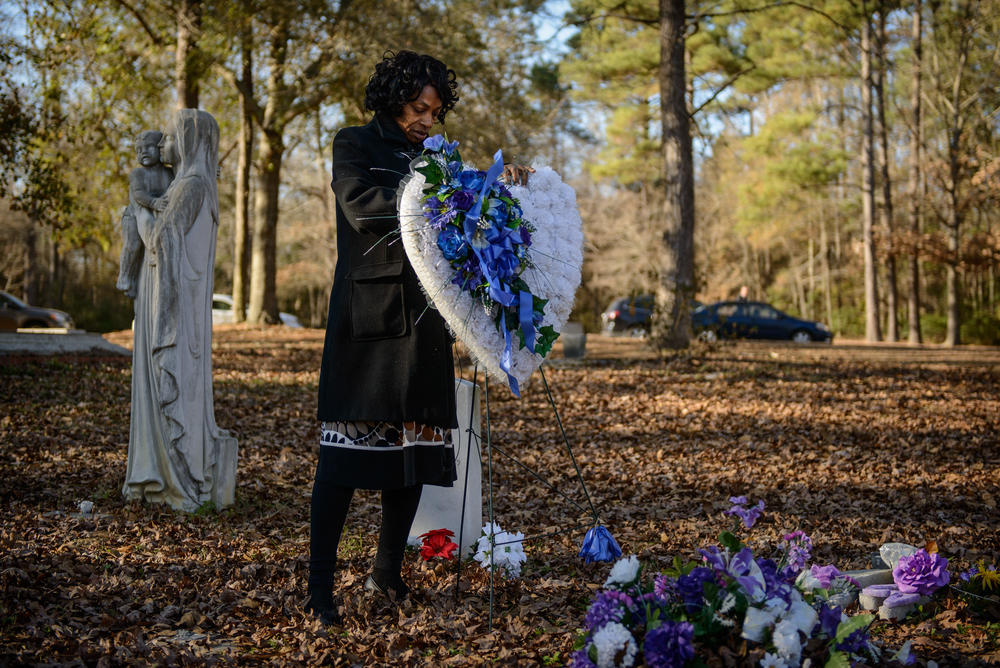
[398,165,583,394]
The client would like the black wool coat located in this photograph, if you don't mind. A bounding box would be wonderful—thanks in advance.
[317,114,457,428]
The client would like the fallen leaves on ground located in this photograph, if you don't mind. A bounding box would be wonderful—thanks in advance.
[1,328,998,666]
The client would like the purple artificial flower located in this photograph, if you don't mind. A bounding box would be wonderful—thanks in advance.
[960,565,979,582]
[725,498,764,529]
[836,628,869,654]
[422,134,445,152]
[755,557,794,603]
[569,648,596,668]
[584,589,629,630]
[699,546,765,598]
[810,564,842,589]
[643,620,695,668]
[676,567,715,611]
[780,530,813,574]
[653,574,675,601]
[447,189,476,212]
[893,549,950,596]
[816,603,842,637]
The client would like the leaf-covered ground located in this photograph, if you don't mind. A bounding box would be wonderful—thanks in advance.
[2,328,998,666]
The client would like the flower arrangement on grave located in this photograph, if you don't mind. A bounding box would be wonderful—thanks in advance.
[569,497,920,668]
[398,134,583,396]
[418,528,459,561]
[956,561,1000,619]
[473,522,526,579]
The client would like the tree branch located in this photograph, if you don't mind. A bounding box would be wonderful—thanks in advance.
[689,66,756,116]
[112,0,163,45]
[688,1,852,34]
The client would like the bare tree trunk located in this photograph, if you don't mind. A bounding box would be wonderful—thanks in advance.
[907,0,923,344]
[233,15,253,323]
[175,0,201,109]
[875,6,898,341]
[248,128,282,324]
[247,12,289,325]
[861,14,882,342]
[23,226,37,305]
[653,0,695,349]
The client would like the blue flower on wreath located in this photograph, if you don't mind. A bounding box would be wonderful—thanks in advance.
[437,226,468,261]
[422,135,445,152]
[486,197,508,225]
[458,169,486,191]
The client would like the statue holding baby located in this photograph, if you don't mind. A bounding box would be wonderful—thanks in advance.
[117,109,238,512]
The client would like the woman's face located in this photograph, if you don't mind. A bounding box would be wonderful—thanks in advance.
[394,84,443,145]
[158,132,179,167]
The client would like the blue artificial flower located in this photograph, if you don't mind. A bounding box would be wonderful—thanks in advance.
[643,620,695,668]
[442,138,460,156]
[486,197,508,225]
[437,226,468,262]
[458,169,486,192]
[579,526,622,563]
[423,134,445,152]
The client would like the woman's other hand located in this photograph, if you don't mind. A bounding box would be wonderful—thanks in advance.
[502,164,534,186]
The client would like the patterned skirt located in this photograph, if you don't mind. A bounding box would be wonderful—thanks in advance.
[316,421,457,489]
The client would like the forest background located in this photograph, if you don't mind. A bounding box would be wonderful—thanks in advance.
[0,0,998,345]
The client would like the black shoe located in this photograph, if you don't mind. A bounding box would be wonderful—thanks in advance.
[363,573,410,601]
[305,596,342,625]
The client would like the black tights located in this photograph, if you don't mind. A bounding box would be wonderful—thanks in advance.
[308,476,423,607]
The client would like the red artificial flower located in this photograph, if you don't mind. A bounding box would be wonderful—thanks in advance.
[419,528,459,561]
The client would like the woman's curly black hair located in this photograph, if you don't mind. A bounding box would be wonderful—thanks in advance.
[364,50,459,123]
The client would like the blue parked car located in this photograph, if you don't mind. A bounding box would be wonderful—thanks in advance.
[693,301,832,343]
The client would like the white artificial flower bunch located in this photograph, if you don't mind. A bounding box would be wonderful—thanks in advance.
[604,555,641,589]
[473,521,526,578]
[591,622,638,668]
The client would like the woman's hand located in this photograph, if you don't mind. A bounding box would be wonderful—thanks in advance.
[502,164,534,186]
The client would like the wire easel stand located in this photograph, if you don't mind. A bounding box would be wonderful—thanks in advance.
[451,362,602,631]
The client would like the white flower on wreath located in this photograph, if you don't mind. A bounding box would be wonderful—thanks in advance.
[473,522,526,578]
[591,621,637,668]
[604,555,640,589]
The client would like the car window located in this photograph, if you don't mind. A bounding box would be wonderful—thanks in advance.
[635,296,654,310]
[212,300,232,310]
[749,305,780,320]
[716,304,738,317]
[1,293,25,308]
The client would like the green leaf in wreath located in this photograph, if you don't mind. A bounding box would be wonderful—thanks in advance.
[535,325,559,357]
[416,160,444,184]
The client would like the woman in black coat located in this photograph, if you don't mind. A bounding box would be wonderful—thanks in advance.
[307,51,461,623]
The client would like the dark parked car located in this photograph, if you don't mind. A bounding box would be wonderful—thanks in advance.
[692,300,832,343]
[0,290,75,331]
[602,294,703,337]
[602,295,654,336]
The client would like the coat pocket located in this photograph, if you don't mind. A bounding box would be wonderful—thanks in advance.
[347,261,407,341]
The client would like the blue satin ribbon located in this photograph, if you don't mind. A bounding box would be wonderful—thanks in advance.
[518,290,535,353]
[498,314,520,397]
[465,149,504,236]
[453,148,526,396]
